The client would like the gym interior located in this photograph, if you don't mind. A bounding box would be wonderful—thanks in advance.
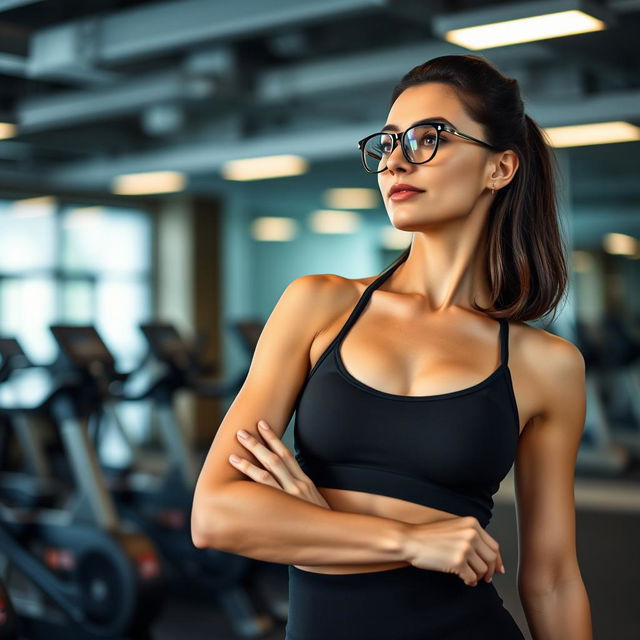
[0,1,639,639]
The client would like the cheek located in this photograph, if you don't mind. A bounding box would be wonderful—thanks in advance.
[435,156,484,196]
[416,176,482,219]
[437,184,481,215]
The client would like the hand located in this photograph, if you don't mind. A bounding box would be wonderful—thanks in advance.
[229,420,331,510]
[402,516,506,587]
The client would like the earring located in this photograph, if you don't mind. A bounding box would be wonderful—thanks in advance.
[491,181,496,195]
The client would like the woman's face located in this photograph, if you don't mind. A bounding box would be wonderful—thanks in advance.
[378,82,496,230]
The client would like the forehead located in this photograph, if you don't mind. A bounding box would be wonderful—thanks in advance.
[385,82,472,132]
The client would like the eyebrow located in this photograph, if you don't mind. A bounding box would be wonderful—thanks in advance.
[382,117,456,132]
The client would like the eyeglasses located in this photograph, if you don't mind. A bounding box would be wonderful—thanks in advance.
[356,120,499,173]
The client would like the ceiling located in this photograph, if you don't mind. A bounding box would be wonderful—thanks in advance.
[0,0,639,211]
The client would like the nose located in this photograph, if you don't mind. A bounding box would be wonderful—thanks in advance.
[385,135,411,174]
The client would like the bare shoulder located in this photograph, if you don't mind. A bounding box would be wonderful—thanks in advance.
[289,271,371,335]
[515,321,584,374]
[287,271,365,301]
[510,320,586,416]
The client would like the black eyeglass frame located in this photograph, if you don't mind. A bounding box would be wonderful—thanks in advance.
[356,121,500,173]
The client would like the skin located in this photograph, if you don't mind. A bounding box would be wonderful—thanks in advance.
[222,82,592,636]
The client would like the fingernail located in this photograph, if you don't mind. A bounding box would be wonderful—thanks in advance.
[500,565,506,574]
[229,455,241,463]
[258,421,269,430]
[237,430,249,439]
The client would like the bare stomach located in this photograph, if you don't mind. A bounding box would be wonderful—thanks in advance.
[293,487,460,575]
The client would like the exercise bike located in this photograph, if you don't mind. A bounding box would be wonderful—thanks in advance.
[0,348,165,639]
[49,325,277,638]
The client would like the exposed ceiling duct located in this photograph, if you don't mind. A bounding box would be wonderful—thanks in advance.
[0,0,638,203]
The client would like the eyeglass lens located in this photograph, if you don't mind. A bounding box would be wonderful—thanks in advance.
[362,124,438,172]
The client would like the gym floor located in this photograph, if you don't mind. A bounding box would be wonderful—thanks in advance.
[152,467,640,640]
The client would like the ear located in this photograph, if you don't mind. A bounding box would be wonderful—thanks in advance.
[487,149,519,190]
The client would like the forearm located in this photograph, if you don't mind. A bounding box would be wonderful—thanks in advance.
[520,579,592,640]
[192,480,409,566]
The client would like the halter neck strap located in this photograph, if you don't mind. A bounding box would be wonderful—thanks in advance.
[332,253,408,345]
[498,317,509,366]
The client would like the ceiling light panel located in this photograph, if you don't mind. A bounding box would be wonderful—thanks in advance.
[433,0,614,49]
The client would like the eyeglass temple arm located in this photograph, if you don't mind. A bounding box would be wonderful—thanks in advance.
[446,127,496,150]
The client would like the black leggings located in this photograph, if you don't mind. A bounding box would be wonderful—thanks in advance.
[285,564,525,640]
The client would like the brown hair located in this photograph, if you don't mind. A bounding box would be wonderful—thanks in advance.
[383,54,569,325]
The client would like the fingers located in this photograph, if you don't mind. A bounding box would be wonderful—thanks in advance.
[460,518,504,585]
[471,525,505,582]
[256,421,297,470]
[228,455,282,490]
[232,422,301,492]
[255,421,307,479]
[473,538,497,583]
[465,552,488,586]
[469,548,494,584]
[477,527,505,576]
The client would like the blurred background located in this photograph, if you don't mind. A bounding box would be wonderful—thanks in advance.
[0,0,638,638]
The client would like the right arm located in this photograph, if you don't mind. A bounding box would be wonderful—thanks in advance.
[196,479,410,567]
[190,273,411,566]
[190,275,504,584]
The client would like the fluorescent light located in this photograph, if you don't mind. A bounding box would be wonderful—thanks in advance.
[309,209,361,234]
[603,233,637,256]
[433,1,613,50]
[222,155,308,181]
[250,217,298,242]
[112,171,186,195]
[324,188,379,209]
[10,196,56,218]
[444,10,604,49]
[0,122,17,139]
[543,121,640,147]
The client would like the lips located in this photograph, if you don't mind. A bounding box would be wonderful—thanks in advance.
[388,183,425,197]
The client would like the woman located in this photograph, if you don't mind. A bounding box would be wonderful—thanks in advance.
[192,54,592,639]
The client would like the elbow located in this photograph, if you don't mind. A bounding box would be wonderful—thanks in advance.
[518,557,583,598]
[190,519,211,549]
[190,496,230,550]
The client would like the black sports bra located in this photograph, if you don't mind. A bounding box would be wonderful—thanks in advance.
[292,253,521,528]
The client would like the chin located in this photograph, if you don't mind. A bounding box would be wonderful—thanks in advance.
[390,212,450,231]
[390,219,420,232]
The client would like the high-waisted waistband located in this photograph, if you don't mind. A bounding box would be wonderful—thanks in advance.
[285,564,524,640]
[290,563,438,585]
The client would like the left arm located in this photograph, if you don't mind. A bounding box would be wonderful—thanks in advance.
[514,335,592,639]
